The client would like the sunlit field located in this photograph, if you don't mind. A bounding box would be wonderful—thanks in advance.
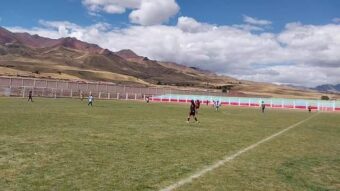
[1,97,339,191]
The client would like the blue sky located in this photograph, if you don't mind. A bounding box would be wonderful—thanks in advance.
[1,0,340,87]
[1,0,339,31]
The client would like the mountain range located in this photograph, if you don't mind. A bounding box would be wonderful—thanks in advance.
[0,26,338,99]
[313,84,340,93]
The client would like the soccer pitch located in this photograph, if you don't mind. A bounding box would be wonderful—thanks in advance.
[1,98,339,191]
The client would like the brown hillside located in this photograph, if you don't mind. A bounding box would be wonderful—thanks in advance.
[0,26,338,99]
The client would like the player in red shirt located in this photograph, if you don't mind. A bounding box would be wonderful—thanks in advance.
[195,100,201,114]
[28,90,33,102]
[308,105,312,113]
[187,100,199,123]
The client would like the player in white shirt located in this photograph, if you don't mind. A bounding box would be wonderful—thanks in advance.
[214,100,221,111]
[88,95,94,106]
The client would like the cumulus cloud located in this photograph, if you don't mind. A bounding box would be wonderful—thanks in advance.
[129,0,179,26]
[5,17,340,87]
[243,15,272,26]
[82,0,179,25]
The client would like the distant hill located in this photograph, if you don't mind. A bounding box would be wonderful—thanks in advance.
[314,84,340,93]
[1,26,339,99]
[0,26,238,87]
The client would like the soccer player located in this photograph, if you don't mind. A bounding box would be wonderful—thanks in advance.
[88,94,94,106]
[187,100,199,123]
[28,90,33,102]
[195,99,201,114]
[308,105,312,113]
[214,100,220,111]
[146,96,150,103]
[261,101,266,113]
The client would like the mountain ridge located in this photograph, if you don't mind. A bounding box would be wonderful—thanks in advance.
[313,84,340,93]
[0,26,339,99]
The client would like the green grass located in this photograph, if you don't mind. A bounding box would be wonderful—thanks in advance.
[0,97,339,191]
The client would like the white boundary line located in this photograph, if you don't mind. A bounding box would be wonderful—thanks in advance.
[160,113,319,191]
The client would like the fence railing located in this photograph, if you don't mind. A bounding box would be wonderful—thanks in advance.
[1,76,339,112]
[0,76,229,98]
[151,94,340,112]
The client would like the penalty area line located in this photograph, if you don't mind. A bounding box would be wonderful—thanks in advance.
[160,113,319,191]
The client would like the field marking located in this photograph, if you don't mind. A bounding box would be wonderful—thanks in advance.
[160,113,319,191]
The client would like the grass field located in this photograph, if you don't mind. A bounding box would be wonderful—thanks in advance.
[1,97,339,191]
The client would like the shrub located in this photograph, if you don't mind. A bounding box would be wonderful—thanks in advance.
[321,95,330,100]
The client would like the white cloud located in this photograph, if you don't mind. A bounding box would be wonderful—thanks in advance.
[243,15,272,26]
[129,0,179,26]
[232,24,264,31]
[5,17,340,87]
[82,0,140,14]
[82,0,179,26]
[177,17,215,33]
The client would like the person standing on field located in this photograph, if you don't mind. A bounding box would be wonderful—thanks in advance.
[88,94,94,106]
[187,100,199,123]
[195,99,201,114]
[28,90,33,102]
[261,101,266,113]
[214,100,220,111]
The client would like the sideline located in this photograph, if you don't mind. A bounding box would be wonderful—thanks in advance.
[160,113,319,191]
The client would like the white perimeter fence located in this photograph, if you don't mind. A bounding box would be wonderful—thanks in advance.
[0,76,226,100]
[1,76,339,112]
